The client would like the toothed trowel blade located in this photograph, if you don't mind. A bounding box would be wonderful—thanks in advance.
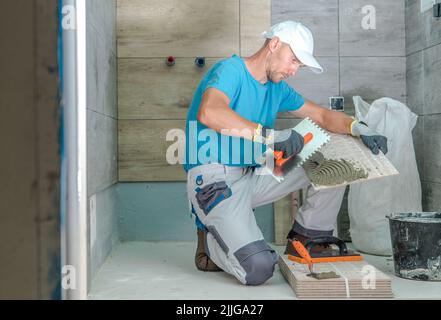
[289,118,330,169]
[257,118,330,182]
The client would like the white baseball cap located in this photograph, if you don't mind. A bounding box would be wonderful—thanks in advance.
[262,21,323,74]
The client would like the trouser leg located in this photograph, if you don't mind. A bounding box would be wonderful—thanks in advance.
[187,164,278,285]
[293,185,346,237]
[251,166,346,236]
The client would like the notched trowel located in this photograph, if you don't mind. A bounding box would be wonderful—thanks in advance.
[257,118,330,182]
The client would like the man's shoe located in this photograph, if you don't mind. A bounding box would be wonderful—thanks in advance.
[195,229,223,272]
[284,229,331,255]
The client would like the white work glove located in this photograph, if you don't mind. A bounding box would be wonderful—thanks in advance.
[351,120,388,155]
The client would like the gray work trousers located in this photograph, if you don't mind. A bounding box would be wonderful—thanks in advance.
[187,163,346,285]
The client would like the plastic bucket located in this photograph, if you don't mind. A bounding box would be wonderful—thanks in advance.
[387,212,441,281]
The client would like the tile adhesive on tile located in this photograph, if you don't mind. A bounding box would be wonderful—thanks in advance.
[302,152,368,186]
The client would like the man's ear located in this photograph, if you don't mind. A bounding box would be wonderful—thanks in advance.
[268,37,282,53]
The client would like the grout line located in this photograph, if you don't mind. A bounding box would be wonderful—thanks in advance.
[421,179,441,186]
[419,112,441,116]
[87,108,118,120]
[89,20,117,57]
[406,41,441,57]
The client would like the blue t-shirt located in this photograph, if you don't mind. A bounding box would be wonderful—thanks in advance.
[184,54,305,172]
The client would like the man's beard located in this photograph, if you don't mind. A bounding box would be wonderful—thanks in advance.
[268,71,283,83]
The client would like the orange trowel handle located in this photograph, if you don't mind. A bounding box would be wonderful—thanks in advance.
[274,132,313,167]
[292,239,314,272]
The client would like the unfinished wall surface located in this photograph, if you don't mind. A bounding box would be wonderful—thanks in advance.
[406,0,441,212]
[86,0,119,287]
[0,0,60,299]
[116,183,274,242]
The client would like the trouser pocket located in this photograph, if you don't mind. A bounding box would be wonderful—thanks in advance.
[195,181,232,215]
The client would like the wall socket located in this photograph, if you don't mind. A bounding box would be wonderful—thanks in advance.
[421,0,435,13]
[329,96,345,112]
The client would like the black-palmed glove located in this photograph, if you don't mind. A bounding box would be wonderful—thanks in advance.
[351,120,388,155]
[261,126,304,158]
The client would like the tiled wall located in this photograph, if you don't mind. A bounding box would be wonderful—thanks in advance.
[406,0,441,212]
[114,0,275,242]
[273,0,406,239]
[86,0,119,286]
[113,0,409,243]
[273,0,406,114]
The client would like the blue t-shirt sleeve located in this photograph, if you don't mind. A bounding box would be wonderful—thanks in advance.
[205,61,240,101]
[278,81,305,112]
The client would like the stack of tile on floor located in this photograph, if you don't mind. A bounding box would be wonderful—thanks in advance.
[279,255,394,299]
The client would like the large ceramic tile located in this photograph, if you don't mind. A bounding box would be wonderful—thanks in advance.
[422,181,441,212]
[87,111,118,196]
[340,0,405,56]
[405,0,425,55]
[423,43,441,115]
[406,50,424,115]
[118,119,186,181]
[423,2,441,48]
[412,115,424,179]
[89,184,120,282]
[117,0,239,57]
[87,23,118,118]
[118,58,217,120]
[240,0,271,57]
[272,0,338,56]
[87,0,117,54]
[285,57,339,109]
[340,57,406,114]
[423,114,441,184]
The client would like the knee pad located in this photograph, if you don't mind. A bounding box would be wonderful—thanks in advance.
[234,240,278,286]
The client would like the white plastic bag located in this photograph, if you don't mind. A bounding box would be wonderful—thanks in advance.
[348,96,422,256]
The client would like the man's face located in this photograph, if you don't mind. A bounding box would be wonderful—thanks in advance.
[267,42,305,83]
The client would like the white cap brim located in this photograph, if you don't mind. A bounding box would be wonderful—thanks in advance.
[293,48,323,74]
[262,30,323,74]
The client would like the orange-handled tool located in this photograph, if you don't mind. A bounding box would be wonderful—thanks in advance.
[274,132,314,167]
[292,239,314,274]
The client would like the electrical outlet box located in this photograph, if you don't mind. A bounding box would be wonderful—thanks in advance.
[421,0,435,13]
[329,96,345,112]
[434,3,441,17]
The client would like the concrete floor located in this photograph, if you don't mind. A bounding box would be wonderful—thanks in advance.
[89,241,441,300]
